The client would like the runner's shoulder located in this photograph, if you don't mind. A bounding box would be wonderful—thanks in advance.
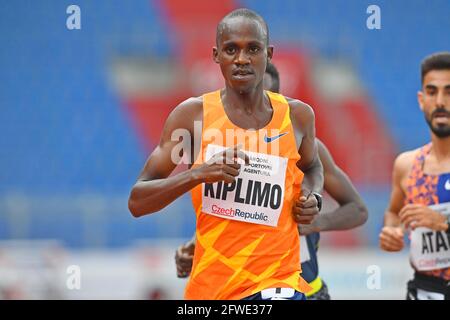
[285,97,313,113]
[285,97,314,123]
[393,149,419,177]
[166,96,203,129]
[173,96,203,115]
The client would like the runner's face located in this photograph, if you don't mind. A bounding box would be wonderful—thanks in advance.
[418,70,450,138]
[213,17,273,93]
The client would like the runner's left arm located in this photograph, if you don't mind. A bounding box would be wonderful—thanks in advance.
[288,99,324,195]
[299,140,368,235]
[288,99,323,225]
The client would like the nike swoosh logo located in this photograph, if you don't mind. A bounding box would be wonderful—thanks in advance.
[264,132,288,143]
[445,179,450,190]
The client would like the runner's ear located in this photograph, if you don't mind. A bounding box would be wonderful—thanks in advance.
[213,47,219,64]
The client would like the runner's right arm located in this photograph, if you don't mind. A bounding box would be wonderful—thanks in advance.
[128,98,248,217]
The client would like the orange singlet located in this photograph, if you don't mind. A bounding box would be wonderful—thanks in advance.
[185,90,311,300]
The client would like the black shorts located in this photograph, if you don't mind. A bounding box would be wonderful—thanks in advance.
[406,272,450,300]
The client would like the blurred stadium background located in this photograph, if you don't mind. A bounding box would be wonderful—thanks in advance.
[0,0,449,299]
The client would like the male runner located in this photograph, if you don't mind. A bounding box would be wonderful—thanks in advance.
[129,8,324,300]
[175,62,368,300]
[379,52,450,300]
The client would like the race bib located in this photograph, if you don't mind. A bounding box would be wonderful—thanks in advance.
[410,202,450,271]
[201,144,288,227]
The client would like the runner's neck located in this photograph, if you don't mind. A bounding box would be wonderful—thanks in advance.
[221,85,269,115]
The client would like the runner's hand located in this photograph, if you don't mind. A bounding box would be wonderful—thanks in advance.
[292,191,319,225]
[175,240,195,278]
[399,204,448,231]
[192,144,250,184]
[379,226,404,252]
